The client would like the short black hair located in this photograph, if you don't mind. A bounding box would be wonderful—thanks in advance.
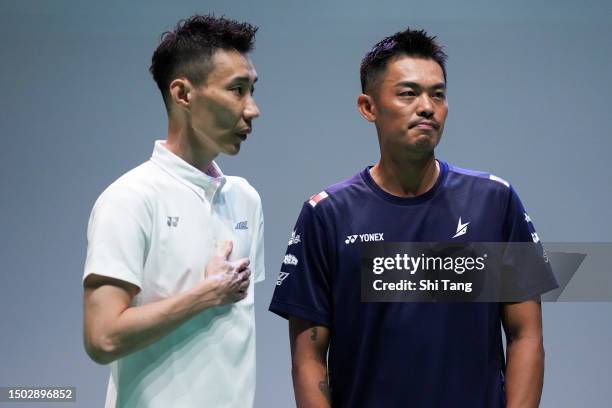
[360,28,447,94]
[150,14,258,109]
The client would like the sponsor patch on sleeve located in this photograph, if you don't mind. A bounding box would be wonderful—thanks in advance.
[308,191,329,207]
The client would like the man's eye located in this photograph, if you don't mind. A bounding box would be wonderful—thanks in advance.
[231,87,243,96]
[399,91,416,97]
[433,92,446,99]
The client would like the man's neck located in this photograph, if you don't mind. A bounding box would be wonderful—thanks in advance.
[165,122,217,172]
[370,153,439,198]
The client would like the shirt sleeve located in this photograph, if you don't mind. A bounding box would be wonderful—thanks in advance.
[269,201,332,327]
[500,185,558,300]
[250,195,265,283]
[83,184,151,289]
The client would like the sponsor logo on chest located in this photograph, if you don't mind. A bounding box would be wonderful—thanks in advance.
[345,233,384,245]
[235,221,248,230]
[167,216,179,227]
[452,217,469,238]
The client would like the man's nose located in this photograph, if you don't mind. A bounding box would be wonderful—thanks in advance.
[416,94,434,118]
[244,95,260,120]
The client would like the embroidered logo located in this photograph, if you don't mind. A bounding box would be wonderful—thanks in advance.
[167,216,179,227]
[235,221,248,230]
[283,254,298,266]
[288,230,301,246]
[345,235,358,244]
[345,233,384,245]
[276,272,290,286]
[452,217,469,238]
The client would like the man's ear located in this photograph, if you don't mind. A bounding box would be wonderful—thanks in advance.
[357,93,377,123]
[169,78,192,111]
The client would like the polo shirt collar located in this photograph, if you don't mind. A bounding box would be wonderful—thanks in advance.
[150,140,226,199]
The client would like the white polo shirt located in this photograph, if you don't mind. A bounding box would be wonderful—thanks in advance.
[84,140,264,408]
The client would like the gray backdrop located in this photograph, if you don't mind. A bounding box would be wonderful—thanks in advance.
[1,0,611,406]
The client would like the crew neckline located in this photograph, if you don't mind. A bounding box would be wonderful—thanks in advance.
[361,159,448,206]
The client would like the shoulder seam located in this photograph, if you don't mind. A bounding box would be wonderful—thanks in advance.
[448,165,511,189]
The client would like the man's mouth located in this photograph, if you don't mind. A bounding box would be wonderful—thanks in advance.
[411,120,438,130]
[235,128,252,141]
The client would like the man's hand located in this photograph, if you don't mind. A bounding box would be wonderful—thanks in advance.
[83,240,251,365]
[203,240,251,305]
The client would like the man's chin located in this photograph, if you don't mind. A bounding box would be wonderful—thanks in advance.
[223,143,241,156]
[385,136,437,160]
[411,133,440,151]
[413,140,435,152]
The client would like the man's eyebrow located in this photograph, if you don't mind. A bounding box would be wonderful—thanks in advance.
[230,75,258,84]
[395,81,446,90]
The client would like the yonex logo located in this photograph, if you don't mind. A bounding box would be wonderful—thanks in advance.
[167,216,179,227]
[276,272,290,286]
[283,254,298,266]
[531,232,540,243]
[524,212,532,223]
[345,233,384,245]
[452,217,469,238]
[345,235,358,244]
[235,221,248,230]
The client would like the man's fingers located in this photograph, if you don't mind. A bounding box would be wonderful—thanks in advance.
[240,268,251,281]
[219,240,233,260]
[234,257,250,272]
[238,278,250,291]
[235,269,251,285]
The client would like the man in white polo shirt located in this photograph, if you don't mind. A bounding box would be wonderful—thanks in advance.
[82,15,263,407]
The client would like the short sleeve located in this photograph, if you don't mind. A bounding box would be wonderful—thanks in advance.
[83,185,152,289]
[503,186,539,243]
[269,202,332,327]
[250,196,265,283]
[500,186,558,300]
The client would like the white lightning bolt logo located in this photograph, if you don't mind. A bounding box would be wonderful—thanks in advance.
[452,217,470,238]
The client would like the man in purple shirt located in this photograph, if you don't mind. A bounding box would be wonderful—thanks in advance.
[270,27,556,407]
